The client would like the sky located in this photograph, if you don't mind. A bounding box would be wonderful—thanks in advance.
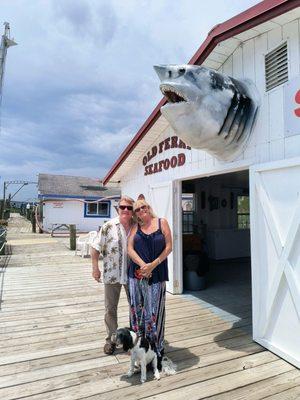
[0,0,259,201]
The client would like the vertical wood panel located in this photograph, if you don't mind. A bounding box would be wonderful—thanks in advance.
[222,55,233,76]
[251,33,269,146]
[285,135,300,159]
[254,33,268,96]
[269,86,284,140]
[243,144,256,161]
[267,26,283,50]
[270,138,284,161]
[283,19,300,79]
[255,142,269,164]
[242,39,255,81]
[232,46,244,79]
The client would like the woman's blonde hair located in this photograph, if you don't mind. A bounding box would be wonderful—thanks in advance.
[133,199,156,224]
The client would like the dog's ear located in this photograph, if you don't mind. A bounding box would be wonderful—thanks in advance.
[140,336,149,353]
[122,329,134,352]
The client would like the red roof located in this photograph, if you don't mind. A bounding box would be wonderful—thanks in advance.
[103,0,299,184]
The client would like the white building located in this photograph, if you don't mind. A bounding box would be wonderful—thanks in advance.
[103,1,300,369]
[38,174,120,232]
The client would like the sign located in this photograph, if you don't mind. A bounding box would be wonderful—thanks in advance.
[143,136,191,176]
[182,194,194,211]
[52,201,64,208]
[284,77,300,137]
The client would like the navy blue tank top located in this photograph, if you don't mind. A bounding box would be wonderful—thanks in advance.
[128,218,168,283]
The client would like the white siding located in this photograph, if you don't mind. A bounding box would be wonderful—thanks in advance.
[43,200,118,232]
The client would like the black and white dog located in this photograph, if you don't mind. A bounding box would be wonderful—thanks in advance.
[113,327,160,383]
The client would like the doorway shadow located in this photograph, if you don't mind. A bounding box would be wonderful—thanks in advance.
[213,319,255,354]
[184,258,252,320]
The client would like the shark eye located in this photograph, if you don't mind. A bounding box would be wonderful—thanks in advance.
[179,68,186,75]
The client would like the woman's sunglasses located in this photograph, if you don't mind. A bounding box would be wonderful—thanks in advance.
[119,205,133,211]
[134,205,148,213]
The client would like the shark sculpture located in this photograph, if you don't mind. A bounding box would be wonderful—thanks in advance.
[154,64,259,161]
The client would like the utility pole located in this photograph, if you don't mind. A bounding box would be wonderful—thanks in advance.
[1,181,37,219]
[0,22,17,102]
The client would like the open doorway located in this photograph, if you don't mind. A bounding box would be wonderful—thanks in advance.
[181,170,251,325]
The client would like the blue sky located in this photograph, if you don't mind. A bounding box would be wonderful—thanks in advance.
[0,0,258,201]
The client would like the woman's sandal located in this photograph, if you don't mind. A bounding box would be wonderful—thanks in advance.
[103,342,116,355]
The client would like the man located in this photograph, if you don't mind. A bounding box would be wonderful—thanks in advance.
[90,196,134,355]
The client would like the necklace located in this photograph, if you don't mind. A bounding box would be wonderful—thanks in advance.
[121,221,133,238]
[125,225,132,239]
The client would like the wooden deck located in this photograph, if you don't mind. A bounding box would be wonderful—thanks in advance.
[0,214,299,399]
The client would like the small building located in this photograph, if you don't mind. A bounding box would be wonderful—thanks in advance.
[38,174,120,232]
[103,1,300,369]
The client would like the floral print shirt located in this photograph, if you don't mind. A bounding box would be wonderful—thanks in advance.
[91,217,129,285]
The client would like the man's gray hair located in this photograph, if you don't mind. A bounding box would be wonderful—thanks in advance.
[118,195,134,206]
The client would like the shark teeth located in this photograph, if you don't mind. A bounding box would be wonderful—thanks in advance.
[160,84,188,104]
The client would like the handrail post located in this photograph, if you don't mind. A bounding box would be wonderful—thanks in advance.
[31,208,36,233]
[69,224,76,250]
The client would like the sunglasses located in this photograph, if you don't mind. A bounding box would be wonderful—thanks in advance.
[134,205,148,213]
[119,205,133,211]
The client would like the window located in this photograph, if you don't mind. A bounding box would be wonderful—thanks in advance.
[85,201,110,217]
[183,212,195,234]
[182,194,196,234]
[182,193,195,212]
[237,195,250,229]
[265,42,288,91]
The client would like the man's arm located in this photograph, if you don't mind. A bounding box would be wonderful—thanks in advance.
[91,247,101,282]
[90,229,104,282]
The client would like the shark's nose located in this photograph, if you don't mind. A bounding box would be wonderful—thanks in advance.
[153,65,168,81]
[154,65,188,81]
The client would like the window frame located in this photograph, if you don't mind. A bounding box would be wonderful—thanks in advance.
[237,195,250,230]
[84,201,111,218]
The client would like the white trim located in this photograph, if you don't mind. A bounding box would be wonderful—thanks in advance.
[173,180,183,294]
[180,160,251,182]
[251,156,300,172]
[255,337,300,369]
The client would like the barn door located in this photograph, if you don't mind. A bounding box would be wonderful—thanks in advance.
[149,180,182,294]
[250,158,300,368]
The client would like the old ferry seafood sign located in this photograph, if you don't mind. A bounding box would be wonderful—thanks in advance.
[143,136,191,176]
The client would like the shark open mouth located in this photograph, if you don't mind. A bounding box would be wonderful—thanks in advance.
[160,84,187,104]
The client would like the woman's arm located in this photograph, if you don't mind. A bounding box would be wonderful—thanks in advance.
[154,218,172,265]
[127,225,146,268]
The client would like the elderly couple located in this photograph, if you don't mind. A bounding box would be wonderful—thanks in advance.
[91,196,172,368]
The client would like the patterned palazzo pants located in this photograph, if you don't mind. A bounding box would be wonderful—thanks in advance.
[128,277,166,356]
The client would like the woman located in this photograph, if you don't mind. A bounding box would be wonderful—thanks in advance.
[127,199,172,368]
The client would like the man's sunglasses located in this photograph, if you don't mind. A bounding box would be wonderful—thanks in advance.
[119,205,133,211]
[134,205,148,213]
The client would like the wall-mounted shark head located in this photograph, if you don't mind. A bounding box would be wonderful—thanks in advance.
[154,64,259,161]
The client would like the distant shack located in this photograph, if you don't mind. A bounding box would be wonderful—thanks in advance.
[38,174,120,232]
